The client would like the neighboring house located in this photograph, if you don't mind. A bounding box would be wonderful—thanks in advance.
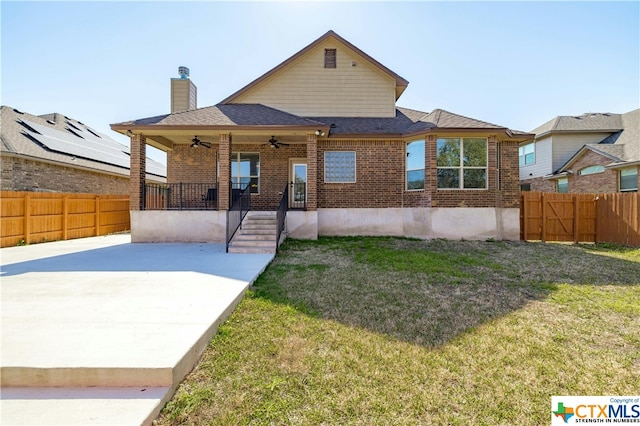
[520,109,639,193]
[1,106,166,194]
[111,30,533,248]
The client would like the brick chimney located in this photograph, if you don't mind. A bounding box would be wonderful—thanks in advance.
[170,66,197,113]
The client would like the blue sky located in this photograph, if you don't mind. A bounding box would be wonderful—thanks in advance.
[2,1,638,164]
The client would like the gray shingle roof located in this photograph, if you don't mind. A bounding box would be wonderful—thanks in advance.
[115,103,529,139]
[309,108,507,135]
[532,112,624,135]
[113,104,326,127]
[1,106,166,179]
[554,108,639,172]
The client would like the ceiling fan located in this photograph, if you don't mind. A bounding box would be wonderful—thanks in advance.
[262,136,290,149]
[191,136,212,148]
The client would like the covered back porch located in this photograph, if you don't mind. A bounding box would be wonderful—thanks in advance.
[123,127,326,248]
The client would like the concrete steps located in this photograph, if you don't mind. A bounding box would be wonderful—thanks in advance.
[228,212,279,254]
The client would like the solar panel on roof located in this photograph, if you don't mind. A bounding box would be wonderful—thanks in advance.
[22,119,166,177]
[23,119,130,169]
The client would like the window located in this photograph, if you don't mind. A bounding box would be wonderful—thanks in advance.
[519,142,535,166]
[324,151,356,183]
[579,165,605,176]
[231,153,260,193]
[436,138,487,189]
[557,177,568,193]
[520,183,531,191]
[619,168,638,192]
[324,49,336,68]
[406,140,425,190]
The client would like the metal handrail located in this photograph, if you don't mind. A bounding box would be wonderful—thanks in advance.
[276,184,289,252]
[226,183,251,252]
[144,182,218,210]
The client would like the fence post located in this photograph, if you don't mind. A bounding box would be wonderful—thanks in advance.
[573,196,579,243]
[96,196,101,236]
[541,193,546,242]
[63,195,69,241]
[521,194,526,240]
[24,194,31,245]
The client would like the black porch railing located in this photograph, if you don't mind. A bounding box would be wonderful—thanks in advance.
[290,182,307,210]
[144,183,218,210]
[226,183,251,252]
[276,184,289,252]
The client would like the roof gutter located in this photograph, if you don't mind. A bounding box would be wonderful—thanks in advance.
[534,128,623,139]
[110,124,331,134]
[605,160,640,170]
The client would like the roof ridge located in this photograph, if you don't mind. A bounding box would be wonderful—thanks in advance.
[433,108,503,128]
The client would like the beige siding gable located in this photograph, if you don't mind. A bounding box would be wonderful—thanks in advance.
[520,136,553,179]
[551,133,612,171]
[232,40,397,118]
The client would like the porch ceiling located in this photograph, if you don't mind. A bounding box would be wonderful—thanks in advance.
[142,130,317,152]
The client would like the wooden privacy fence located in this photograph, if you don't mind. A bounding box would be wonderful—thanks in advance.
[1,191,130,248]
[521,192,640,246]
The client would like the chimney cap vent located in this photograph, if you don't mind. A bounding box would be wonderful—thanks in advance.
[178,66,190,79]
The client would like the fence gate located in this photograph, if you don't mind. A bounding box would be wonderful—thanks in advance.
[520,192,597,243]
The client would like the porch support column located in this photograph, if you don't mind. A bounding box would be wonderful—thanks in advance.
[130,134,146,211]
[306,133,318,211]
[488,135,501,208]
[218,133,232,211]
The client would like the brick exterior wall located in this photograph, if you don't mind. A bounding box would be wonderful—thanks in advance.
[167,144,217,184]
[565,150,618,193]
[164,135,522,211]
[520,176,556,192]
[318,139,404,208]
[230,143,307,211]
[1,155,129,194]
[130,134,146,211]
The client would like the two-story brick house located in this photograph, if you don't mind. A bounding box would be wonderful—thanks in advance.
[111,30,533,251]
[520,109,639,194]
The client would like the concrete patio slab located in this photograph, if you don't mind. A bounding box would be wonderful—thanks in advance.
[1,234,274,425]
[1,387,170,426]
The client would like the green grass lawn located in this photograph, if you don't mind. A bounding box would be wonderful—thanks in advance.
[157,238,640,425]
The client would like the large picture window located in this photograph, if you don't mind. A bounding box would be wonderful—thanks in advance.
[519,142,535,166]
[436,138,487,189]
[231,152,260,193]
[406,140,425,190]
[620,168,638,192]
[324,151,356,183]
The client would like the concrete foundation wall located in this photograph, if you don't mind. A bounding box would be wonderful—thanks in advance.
[286,211,318,240]
[131,211,226,243]
[131,207,520,243]
[318,207,520,241]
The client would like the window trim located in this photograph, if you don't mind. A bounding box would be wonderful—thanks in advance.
[324,151,356,183]
[406,139,425,191]
[619,167,638,192]
[436,137,488,190]
[519,142,535,167]
[231,152,260,194]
